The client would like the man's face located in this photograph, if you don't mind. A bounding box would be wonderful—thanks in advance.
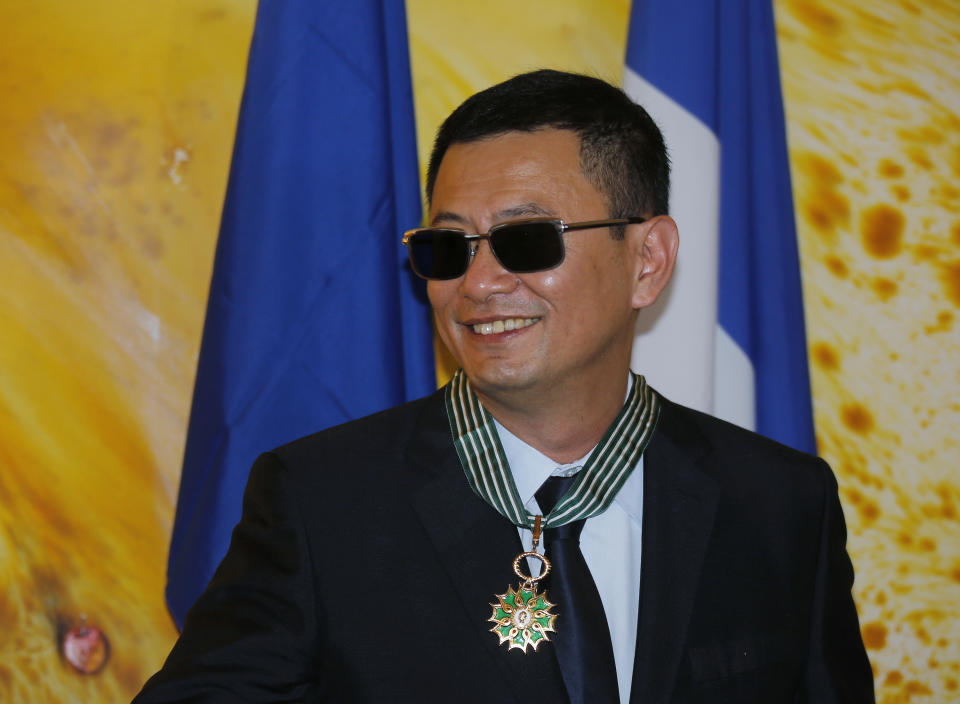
[427,128,641,403]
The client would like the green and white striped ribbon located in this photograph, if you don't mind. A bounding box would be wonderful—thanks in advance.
[445,369,661,530]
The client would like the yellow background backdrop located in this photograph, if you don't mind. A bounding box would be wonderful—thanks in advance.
[0,1,957,701]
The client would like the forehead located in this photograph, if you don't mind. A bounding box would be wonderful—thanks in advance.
[429,129,604,224]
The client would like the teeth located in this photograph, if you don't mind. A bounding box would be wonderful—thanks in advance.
[472,318,538,335]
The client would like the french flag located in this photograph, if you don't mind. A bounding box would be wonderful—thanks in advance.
[624,0,816,453]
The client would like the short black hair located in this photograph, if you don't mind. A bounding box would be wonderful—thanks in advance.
[426,69,670,231]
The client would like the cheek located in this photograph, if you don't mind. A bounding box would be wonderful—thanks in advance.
[537,269,561,287]
[529,260,608,304]
[426,282,454,312]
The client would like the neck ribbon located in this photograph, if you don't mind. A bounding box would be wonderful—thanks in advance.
[444,369,661,529]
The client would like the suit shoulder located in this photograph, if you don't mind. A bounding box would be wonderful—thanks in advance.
[267,387,446,466]
[657,394,822,468]
[652,394,835,508]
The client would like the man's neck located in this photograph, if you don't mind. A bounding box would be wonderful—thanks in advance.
[474,371,631,464]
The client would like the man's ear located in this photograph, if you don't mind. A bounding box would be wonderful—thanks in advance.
[627,215,679,310]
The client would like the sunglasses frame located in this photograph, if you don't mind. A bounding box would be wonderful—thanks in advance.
[402,216,648,280]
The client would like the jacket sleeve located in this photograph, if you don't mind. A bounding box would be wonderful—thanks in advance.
[800,461,875,703]
[133,452,320,703]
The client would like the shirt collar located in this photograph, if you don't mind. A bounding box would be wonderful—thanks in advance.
[494,419,592,510]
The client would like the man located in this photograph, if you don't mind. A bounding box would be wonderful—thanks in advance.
[135,70,874,703]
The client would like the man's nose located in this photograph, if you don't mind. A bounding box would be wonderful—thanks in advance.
[458,239,519,301]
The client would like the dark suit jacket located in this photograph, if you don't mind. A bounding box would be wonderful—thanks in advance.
[135,389,874,703]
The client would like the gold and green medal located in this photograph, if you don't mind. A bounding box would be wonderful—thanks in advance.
[445,369,661,654]
[488,514,557,652]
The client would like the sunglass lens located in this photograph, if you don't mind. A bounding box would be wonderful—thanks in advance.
[408,230,469,280]
[491,222,563,273]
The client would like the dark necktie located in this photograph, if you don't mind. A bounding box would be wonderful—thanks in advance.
[536,475,620,704]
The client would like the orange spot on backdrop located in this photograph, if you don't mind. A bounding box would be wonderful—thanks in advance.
[861,204,905,259]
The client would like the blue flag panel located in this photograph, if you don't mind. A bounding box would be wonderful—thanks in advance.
[626,0,816,453]
[166,0,434,627]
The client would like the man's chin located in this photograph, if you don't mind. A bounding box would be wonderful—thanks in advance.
[460,362,542,400]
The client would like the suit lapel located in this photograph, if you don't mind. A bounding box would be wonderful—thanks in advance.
[630,399,719,704]
[405,392,568,703]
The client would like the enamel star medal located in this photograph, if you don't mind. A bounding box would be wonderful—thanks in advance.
[488,515,558,652]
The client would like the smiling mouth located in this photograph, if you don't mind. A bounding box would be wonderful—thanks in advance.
[470,317,540,336]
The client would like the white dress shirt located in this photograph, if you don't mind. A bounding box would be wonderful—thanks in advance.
[493,417,645,703]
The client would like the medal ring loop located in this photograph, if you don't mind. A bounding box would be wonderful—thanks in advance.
[512,551,551,583]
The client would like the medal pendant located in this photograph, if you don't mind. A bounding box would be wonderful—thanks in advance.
[488,576,557,652]
[488,516,556,653]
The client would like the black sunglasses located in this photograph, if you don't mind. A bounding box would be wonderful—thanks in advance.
[401,217,647,280]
